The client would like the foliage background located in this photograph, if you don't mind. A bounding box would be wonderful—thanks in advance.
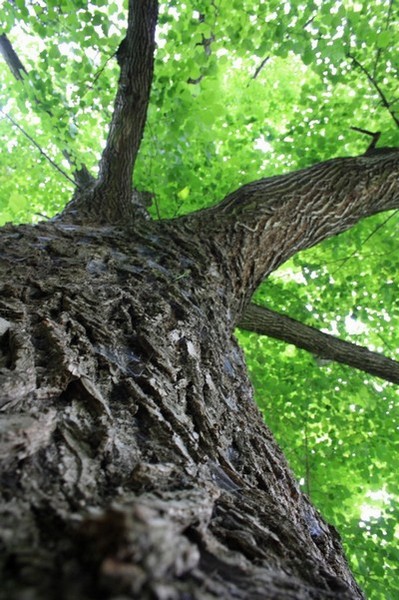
[1,1,399,597]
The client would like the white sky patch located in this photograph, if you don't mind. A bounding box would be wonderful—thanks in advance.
[360,489,393,523]
[58,42,74,57]
[254,135,273,153]
[321,320,340,336]
[344,315,368,335]
[216,48,229,58]
[371,380,385,393]
[265,11,278,22]
[155,30,168,49]
[168,6,181,20]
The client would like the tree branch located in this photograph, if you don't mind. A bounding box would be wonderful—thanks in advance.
[350,126,381,153]
[186,150,399,320]
[252,56,270,80]
[92,0,158,221]
[239,303,399,385]
[0,33,27,80]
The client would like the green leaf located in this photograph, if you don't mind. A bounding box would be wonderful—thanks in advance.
[377,31,392,49]
[302,46,313,66]
[177,186,190,200]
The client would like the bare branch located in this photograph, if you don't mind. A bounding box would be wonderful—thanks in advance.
[331,209,398,275]
[250,11,316,81]
[349,54,399,129]
[350,126,381,152]
[91,52,118,88]
[239,303,399,385]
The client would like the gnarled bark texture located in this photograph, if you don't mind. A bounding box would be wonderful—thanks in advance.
[1,214,364,600]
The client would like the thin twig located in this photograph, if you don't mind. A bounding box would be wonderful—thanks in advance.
[331,209,399,275]
[91,51,117,88]
[252,56,270,80]
[251,11,316,81]
[1,33,91,180]
[0,108,76,186]
[350,126,379,138]
[350,126,381,152]
[373,0,394,77]
[349,54,399,129]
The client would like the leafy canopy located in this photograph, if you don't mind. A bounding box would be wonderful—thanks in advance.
[1,1,399,598]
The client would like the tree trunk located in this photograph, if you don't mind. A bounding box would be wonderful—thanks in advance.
[1,209,365,600]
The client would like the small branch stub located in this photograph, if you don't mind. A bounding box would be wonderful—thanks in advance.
[351,126,381,153]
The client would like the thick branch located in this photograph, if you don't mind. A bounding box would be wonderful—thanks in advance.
[189,150,399,316]
[239,304,399,385]
[93,0,158,219]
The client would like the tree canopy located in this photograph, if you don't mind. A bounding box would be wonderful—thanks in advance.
[1,1,399,598]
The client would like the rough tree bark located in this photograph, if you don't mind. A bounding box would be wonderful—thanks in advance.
[1,2,399,599]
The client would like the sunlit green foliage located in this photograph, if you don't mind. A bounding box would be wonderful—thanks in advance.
[1,1,399,597]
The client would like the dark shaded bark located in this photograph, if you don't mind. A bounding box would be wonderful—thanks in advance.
[0,218,364,600]
[239,303,399,384]
[2,102,399,600]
